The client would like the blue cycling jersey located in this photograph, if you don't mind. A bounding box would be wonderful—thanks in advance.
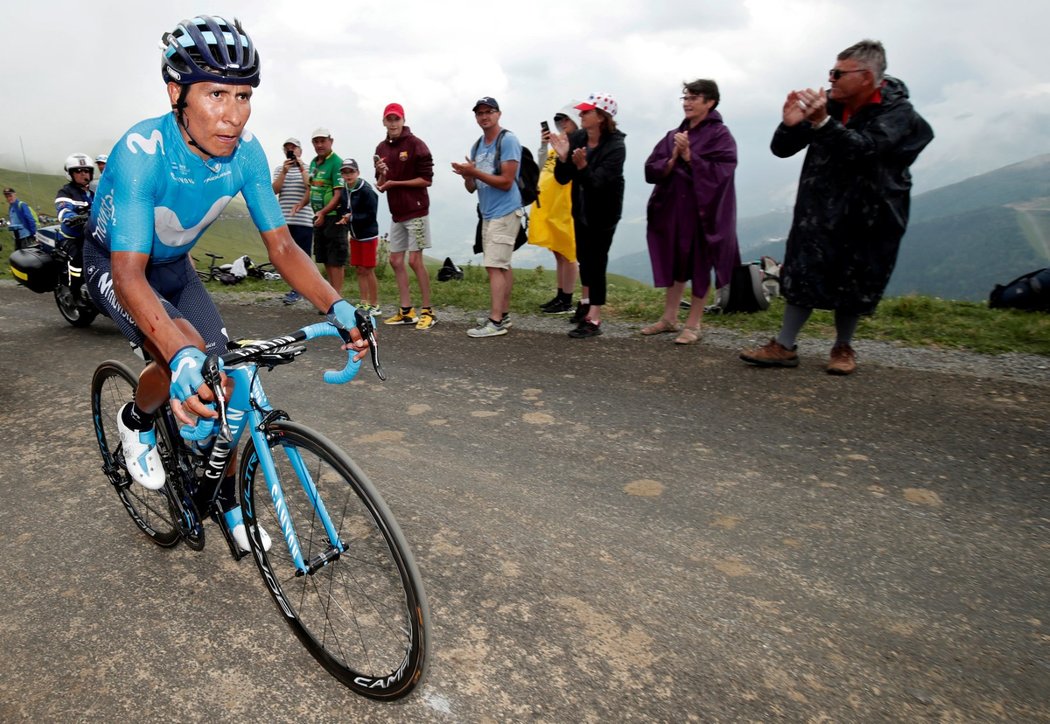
[87,113,285,262]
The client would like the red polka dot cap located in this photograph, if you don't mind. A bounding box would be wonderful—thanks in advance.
[574,92,618,117]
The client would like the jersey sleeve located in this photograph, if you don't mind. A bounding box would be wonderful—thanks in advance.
[238,133,287,233]
[100,123,163,255]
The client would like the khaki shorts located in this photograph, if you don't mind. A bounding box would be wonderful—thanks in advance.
[388,216,431,253]
[481,209,522,270]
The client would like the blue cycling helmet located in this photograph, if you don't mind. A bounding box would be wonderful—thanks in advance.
[161,16,260,87]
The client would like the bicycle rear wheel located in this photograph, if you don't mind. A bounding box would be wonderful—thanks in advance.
[240,421,429,700]
[90,361,180,547]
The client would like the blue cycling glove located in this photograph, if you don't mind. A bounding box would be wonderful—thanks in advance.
[325,300,358,342]
[169,345,209,402]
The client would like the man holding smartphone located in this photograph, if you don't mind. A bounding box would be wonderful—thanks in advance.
[374,102,437,330]
[451,96,523,338]
[272,137,314,303]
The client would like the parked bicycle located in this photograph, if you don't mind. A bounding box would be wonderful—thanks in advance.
[193,252,282,284]
[193,252,228,283]
[90,312,429,700]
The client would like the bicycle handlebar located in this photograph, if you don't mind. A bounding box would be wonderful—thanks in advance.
[177,312,385,441]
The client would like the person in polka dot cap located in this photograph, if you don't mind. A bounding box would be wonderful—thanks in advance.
[549,91,626,338]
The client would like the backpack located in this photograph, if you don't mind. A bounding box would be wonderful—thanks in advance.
[989,268,1050,311]
[707,263,772,314]
[471,129,541,208]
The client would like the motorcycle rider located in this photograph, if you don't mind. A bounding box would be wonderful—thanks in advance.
[55,153,96,295]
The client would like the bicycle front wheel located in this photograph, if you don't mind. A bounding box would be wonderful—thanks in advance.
[90,361,180,547]
[240,421,430,700]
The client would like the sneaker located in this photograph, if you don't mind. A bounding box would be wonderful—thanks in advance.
[467,318,508,338]
[475,313,512,328]
[415,307,437,330]
[116,403,165,490]
[282,290,301,305]
[538,295,560,311]
[568,320,603,338]
[384,307,418,325]
[739,338,799,368]
[543,299,574,315]
[223,506,272,553]
[827,342,857,375]
[570,302,591,325]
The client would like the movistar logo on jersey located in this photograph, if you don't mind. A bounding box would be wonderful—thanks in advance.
[127,130,165,156]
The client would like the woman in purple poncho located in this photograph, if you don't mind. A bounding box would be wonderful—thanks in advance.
[642,79,740,345]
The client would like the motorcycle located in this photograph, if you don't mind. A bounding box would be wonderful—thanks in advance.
[8,224,102,327]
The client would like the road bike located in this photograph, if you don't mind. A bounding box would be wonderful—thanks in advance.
[194,252,281,284]
[90,313,429,700]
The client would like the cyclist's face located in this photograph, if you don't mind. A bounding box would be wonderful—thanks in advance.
[169,82,253,159]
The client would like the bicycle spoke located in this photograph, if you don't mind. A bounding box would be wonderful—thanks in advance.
[241,421,428,699]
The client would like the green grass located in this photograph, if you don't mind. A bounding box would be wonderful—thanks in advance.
[214,256,1049,357]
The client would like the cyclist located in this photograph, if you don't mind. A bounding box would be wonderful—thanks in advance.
[55,153,96,292]
[84,15,367,553]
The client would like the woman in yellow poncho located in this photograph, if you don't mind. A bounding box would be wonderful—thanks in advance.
[530,105,578,314]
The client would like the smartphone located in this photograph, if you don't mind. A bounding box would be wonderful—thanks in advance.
[373,154,382,164]
[285,149,296,160]
[540,120,550,133]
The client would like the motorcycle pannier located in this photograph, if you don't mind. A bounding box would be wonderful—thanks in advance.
[10,246,59,293]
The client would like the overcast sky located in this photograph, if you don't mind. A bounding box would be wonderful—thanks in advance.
[2,0,1048,264]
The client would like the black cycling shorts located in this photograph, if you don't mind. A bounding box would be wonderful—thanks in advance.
[84,242,229,356]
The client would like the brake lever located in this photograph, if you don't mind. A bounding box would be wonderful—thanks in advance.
[202,354,232,442]
[354,308,386,381]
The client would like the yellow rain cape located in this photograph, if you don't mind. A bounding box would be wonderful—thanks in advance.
[528,149,575,262]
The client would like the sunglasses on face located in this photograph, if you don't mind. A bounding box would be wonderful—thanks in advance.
[828,68,867,80]
[72,169,92,174]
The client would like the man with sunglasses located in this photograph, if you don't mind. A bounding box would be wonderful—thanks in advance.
[55,153,96,286]
[741,39,933,375]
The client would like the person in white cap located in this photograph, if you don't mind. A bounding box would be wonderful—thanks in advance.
[292,127,347,295]
[90,154,108,192]
[272,136,314,303]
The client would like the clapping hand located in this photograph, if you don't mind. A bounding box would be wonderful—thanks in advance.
[548,131,570,161]
[673,132,691,163]
[783,88,828,127]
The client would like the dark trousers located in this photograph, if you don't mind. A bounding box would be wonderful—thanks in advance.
[575,222,617,306]
[288,223,313,257]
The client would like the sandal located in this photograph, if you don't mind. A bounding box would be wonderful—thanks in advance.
[674,326,701,345]
[641,318,680,336]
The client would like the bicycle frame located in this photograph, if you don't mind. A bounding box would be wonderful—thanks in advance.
[225,363,345,574]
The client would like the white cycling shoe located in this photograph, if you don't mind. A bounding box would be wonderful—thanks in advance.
[224,506,272,553]
[117,403,166,490]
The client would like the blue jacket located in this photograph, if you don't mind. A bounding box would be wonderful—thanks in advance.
[8,199,37,236]
[55,182,94,243]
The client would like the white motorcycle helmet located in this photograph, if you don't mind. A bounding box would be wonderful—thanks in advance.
[95,153,109,164]
[64,153,94,181]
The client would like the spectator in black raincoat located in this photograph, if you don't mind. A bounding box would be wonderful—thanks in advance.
[741,40,933,375]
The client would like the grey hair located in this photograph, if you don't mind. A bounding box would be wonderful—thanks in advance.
[838,39,886,82]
